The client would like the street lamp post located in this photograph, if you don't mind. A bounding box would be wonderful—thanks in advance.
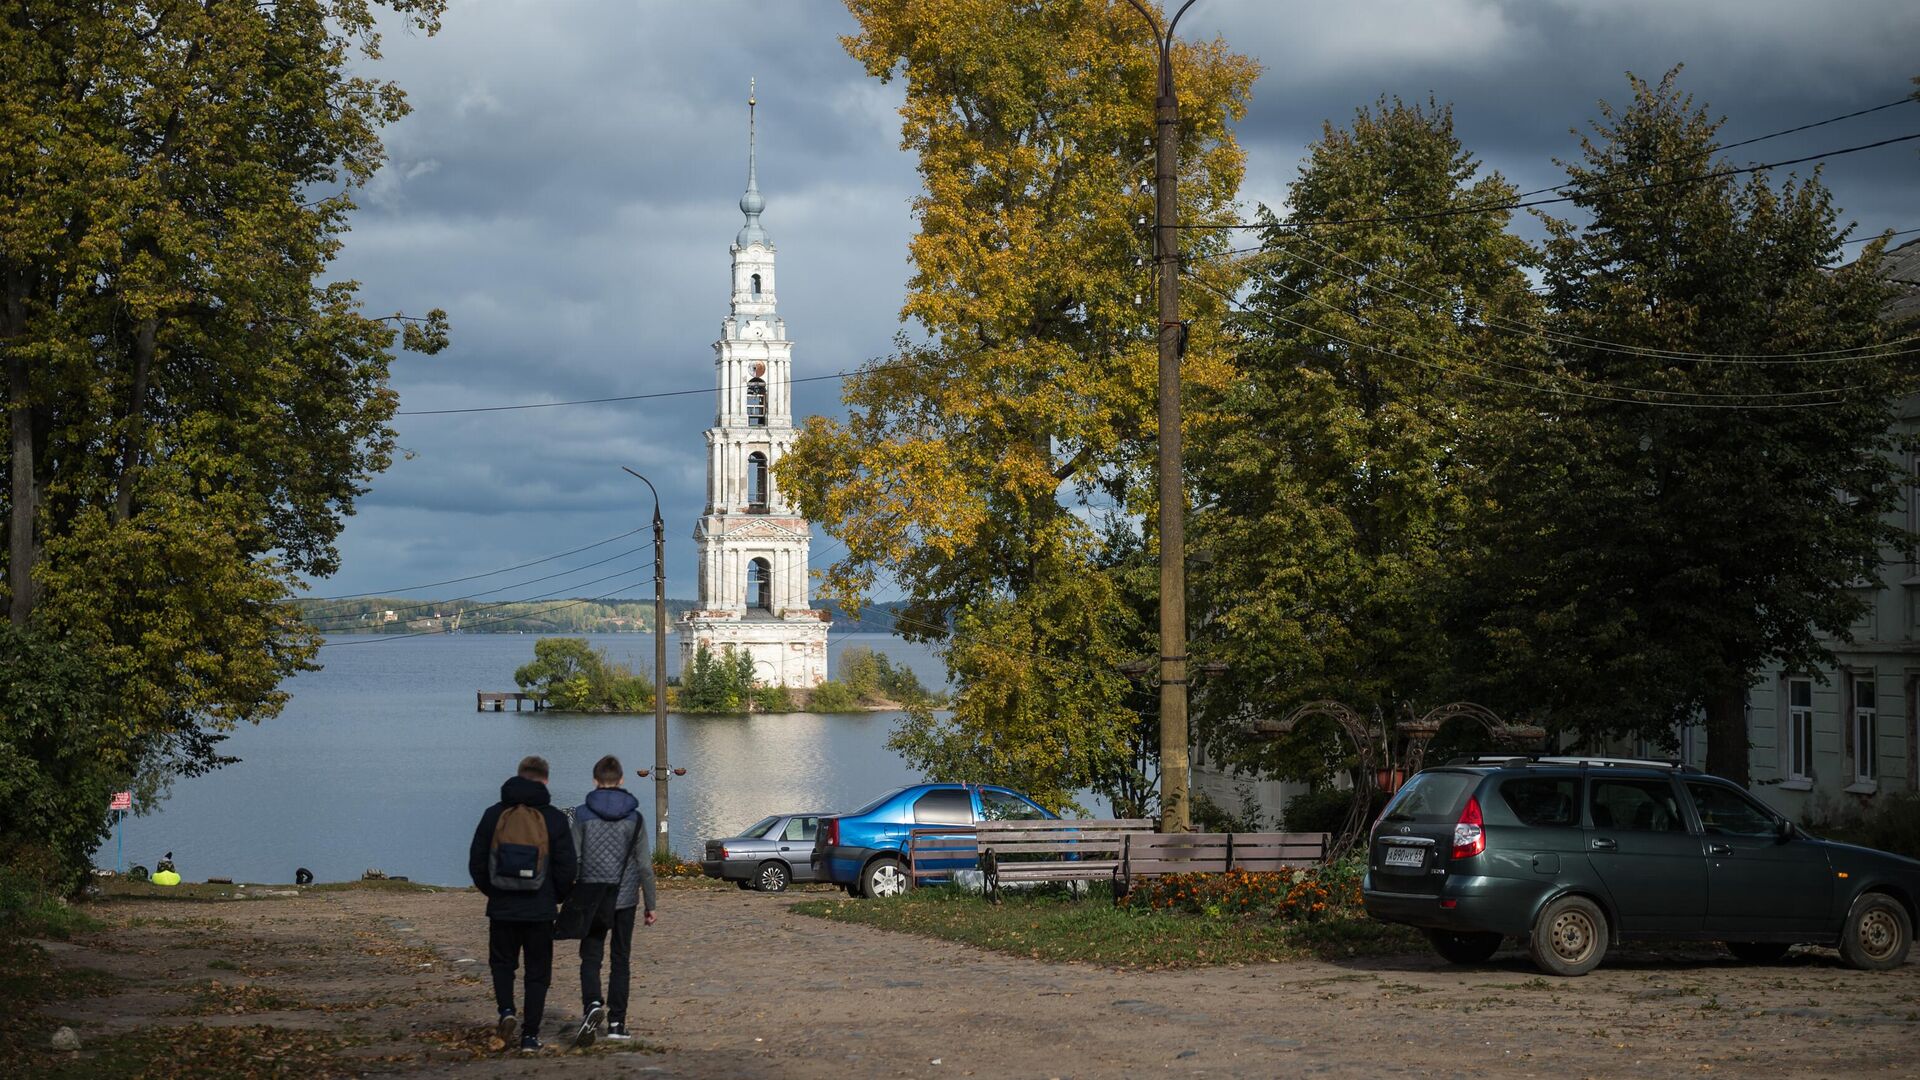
[622,467,671,854]
[1125,0,1201,831]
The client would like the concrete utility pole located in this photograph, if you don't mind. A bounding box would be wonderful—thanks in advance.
[622,467,672,854]
[1126,0,1201,831]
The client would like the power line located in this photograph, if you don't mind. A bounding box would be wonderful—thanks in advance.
[303,527,646,599]
[315,573,654,647]
[1236,232,1920,366]
[300,543,652,627]
[1189,277,1850,410]
[1500,96,1920,204]
[1177,131,1920,231]
[1232,265,1860,402]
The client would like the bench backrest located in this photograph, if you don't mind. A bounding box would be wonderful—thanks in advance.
[1123,831,1329,876]
[974,818,1154,859]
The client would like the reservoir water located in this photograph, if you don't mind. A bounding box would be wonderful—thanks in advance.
[105,632,942,887]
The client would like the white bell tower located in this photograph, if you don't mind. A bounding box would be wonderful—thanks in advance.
[681,82,829,691]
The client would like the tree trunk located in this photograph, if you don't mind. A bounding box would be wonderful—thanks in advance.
[7,353,34,625]
[1703,677,1750,787]
[113,317,158,523]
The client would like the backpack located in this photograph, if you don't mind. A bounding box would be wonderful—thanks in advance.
[488,804,550,892]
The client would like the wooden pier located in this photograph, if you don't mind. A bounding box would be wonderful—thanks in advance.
[477,691,544,712]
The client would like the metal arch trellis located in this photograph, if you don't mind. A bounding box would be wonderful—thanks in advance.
[1251,700,1547,858]
[1401,702,1547,775]
[1251,701,1380,858]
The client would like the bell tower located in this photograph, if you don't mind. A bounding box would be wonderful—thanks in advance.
[681,82,829,691]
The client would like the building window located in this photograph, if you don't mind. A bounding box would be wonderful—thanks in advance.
[1787,678,1814,781]
[750,272,762,298]
[746,377,767,427]
[746,452,768,512]
[747,557,771,611]
[1854,677,1877,783]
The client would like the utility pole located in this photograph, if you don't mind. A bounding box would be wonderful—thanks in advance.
[1126,0,1200,831]
[623,467,672,854]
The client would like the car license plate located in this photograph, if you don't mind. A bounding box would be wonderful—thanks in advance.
[1383,846,1425,869]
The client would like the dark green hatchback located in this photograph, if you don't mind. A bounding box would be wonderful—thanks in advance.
[1361,757,1920,976]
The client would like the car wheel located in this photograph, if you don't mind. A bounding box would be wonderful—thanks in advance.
[735,879,754,891]
[1839,892,1912,971]
[1528,895,1608,977]
[1725,941,1792,964]
[756,861,791,893]
[861,857,908,899]
[1425,929,1502,965]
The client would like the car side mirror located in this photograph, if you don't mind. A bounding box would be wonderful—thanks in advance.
[1774,817,1793,843]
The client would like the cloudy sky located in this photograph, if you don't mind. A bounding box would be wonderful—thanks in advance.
[314,0,1920,607]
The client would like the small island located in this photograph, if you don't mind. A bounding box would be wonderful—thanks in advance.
[509,637,939,715]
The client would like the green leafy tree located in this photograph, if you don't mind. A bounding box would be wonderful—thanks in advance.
[0,626,117,894]
[679,642,755,713]
[783,0,1257,811]
[807,680,859,713]
[1460,71,1911,783]
[1188,99,1545,783]
[0,0,448,860]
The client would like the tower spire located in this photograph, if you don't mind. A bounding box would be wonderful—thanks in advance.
[737,78,768,246]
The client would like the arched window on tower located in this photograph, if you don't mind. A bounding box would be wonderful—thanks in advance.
[745,376,768,426]
[746,451,769,512]
[750,273,762,299]
[747,557,772,611]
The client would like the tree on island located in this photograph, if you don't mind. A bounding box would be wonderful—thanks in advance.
[514,638,653,712]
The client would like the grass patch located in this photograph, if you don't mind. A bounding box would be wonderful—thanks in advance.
[0,945,118,1072]
[1,869,102,941]
[791,884,1420,969]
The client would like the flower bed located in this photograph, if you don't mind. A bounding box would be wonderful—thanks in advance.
[1117,860,1365,923]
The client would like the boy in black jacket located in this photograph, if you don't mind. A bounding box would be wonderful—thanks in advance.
[468,755,577,1052]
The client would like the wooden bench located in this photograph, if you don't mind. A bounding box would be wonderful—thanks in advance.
[976,819,1155,902]
[905,826,979,886]
[1113,831,1330,899]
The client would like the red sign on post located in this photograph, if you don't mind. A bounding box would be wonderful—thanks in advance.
[109,791,132,812]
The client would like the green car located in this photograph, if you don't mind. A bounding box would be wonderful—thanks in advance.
[1362,757,1918,976]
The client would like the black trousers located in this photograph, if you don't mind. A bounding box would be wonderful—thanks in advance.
[579,905,637,1022]
[488,918,554,1033]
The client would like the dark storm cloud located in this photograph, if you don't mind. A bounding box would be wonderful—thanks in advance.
[316,0,1919,602]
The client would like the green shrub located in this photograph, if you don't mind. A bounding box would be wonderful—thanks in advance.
[1191,788,1266,832]
[0,865,99,942]
[0,625,121,896]
[1807,791,1920,860]
[807,680,859,712]
[1282,786,1388,833]
[751,684,793,712]
[1118,860,1366,922]
[836,646,931,704]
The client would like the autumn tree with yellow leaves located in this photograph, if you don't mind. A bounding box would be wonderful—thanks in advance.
[780,0,1256,811]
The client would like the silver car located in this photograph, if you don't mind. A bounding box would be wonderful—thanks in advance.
[700,813,825,892]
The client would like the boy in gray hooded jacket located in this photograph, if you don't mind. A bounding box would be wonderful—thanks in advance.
[569,755,658,1044]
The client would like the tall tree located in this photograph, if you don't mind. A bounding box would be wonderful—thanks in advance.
[781,0,1257,811]
[1188,99,1545,782]
[1462,71,1910,783]
[0,0,447,842]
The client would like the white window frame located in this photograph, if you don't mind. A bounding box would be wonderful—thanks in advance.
[1853,676,1877,784]
[1787,678,1814,782]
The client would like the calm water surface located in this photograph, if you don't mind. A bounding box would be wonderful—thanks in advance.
[107,633,943,886]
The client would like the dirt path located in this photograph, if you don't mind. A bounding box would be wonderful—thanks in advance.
[24,882,1920,1078]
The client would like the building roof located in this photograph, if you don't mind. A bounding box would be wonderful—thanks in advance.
[1881,237,1920,330]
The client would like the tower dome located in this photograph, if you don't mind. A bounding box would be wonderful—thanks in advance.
[736,81,769,247]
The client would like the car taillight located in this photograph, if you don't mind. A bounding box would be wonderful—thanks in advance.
[1451,796,1485,860]
[719,846,730,860]
[823,818,839,845]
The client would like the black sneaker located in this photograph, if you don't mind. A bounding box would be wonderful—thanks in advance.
[518,1035,543,1053]
[496,1010,518,1047]
[576,1001,605,1048]
[606,1020,632,1042]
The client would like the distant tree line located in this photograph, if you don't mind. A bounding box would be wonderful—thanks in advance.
[511,639,938,716]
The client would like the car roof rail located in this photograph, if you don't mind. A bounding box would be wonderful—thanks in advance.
[1442,753,1701,773]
